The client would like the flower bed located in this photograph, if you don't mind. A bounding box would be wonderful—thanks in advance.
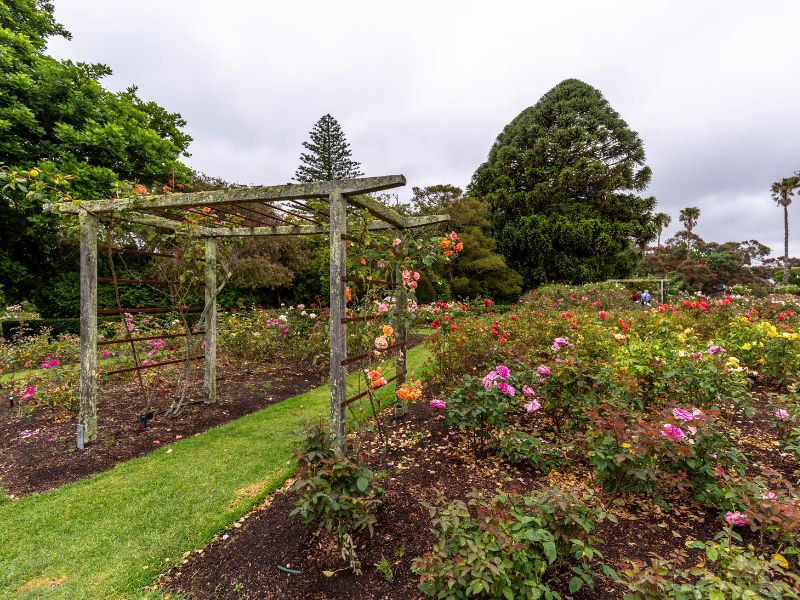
[162,284,800,599]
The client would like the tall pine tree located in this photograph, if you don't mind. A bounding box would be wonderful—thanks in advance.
[294,114,363,182]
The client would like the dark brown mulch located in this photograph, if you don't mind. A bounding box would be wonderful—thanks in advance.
[160,390,799,600]
[0,360,325,497]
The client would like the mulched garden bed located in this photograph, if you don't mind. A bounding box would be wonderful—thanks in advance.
[159,389,799,600]
[0,360,325,496]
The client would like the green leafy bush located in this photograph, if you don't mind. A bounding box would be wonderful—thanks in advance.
[496,429,569,473]
[290,422,384,574]
[412,492,560,599]
[623,529,800,599]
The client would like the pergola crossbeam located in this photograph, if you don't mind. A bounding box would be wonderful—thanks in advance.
[47,175,407,214]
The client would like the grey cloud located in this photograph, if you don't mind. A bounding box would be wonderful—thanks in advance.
[47,0,800,257]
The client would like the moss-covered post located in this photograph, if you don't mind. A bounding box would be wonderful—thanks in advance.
[78,210,98,445]
[394,264,408,415]
[204,237,217,404]
[329,188,347,442]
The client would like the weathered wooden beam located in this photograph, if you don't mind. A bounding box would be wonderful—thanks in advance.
[201,220,393,237]
[404,214,451,229]
[123,212,217,235]
[47,175,406,214]
[344,194,407,228]
[79,210,99,445]
[394,268,408,416]
[329,189,348,443]
[204,237,217,404]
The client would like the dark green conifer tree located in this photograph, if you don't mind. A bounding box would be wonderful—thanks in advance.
[294,114,363,182]
[469,79,657,286]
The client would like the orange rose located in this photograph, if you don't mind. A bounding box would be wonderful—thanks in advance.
[345,287,352,302]
[455,242,463,252]
[444,250,453,257]
[382,325,394,337]
[440,239,451,249]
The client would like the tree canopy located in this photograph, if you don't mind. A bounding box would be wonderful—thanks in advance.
[293,114,363,182]
[0,0,193,302]
[409,185,523,301]
[469,78,656,287]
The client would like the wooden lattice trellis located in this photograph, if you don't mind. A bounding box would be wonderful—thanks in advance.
[46,175,448,447]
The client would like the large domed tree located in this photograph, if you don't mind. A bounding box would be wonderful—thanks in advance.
[469,79,657,286]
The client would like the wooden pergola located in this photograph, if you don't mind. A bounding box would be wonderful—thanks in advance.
[46,175,448,447]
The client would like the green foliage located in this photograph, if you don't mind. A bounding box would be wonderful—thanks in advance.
[470,78,656,287]
[293,114,362,182]
[412,492,560,599]
[496,429,569,473]
[409,185,524,301]
[623,530,800,599]
[638,234,773,293]
[290,422,384,574]
[445,370,525,454]
[0,1,192,303]
[774,267,800,286]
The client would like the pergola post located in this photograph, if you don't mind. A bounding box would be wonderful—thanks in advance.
[394,266,408,415]
[328,189,347,441]
[203,237,217,404]
[78,210,98,445]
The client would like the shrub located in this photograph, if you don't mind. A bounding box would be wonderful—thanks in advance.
[495,429,569,473]
[445,365,537,454]
[412,489,614,598]
[290,422,384,574]
[623,529,800,599]
[412,492,560,599]
[585,406,746,503]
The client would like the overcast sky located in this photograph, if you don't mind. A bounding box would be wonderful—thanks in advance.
[47,1,800,257]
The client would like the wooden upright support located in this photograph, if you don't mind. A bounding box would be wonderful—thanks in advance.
[394,266,408,415]
[79,210,98,444]
[204,237,217,404]
[329,189,347,442]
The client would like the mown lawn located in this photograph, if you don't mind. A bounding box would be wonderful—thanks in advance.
[0,344,431,599]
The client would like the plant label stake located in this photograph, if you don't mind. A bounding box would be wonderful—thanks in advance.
[76,423,85,450]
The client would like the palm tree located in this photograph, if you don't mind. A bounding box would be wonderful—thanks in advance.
[679,207,700,234]
[653,212,671,246]
[771,174,800,284]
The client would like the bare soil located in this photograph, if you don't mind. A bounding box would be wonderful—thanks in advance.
[0,359,324,496]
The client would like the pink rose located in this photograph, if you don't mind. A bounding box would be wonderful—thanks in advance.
[536,365,551,377]
[724,511,747,526]
[524,400,541,413]
[522,385,536,398]
[392,238,401,247]
[429,399,446,410]
[496,381,515,396]
[495,364,510,379]
[661,423,685,440]
[775,409,790,420]
[482,370,499,389]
